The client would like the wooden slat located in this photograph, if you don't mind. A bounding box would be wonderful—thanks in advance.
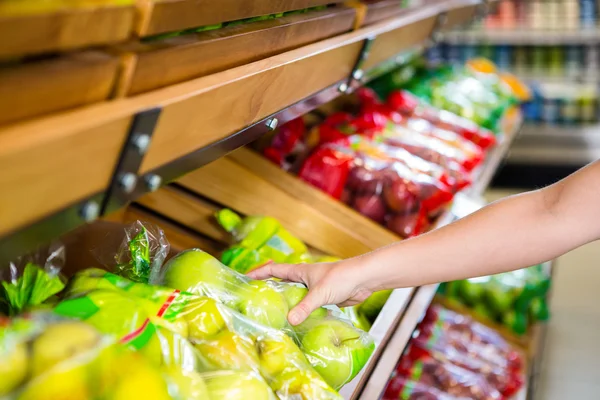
[136,186,229,243]
[0,52,119,126]
[116,7,355,96]
[229,148,400,250]
[362,16,437,70]
[139,41,362,173]
[177,157,383,258]
[0,117,131,237]
[0,5,134,60]
[139,0,345,36]
[363,0,407,26]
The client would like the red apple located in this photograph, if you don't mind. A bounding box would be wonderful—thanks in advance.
[382,178,420,213]
[386,211,420,238]
[346,166,384,194]
[353,195,387,224]
[340,189,353,205]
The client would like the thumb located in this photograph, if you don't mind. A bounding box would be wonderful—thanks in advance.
[288,288,324,326]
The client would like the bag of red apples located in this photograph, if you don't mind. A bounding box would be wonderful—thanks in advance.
[383,304,524,400]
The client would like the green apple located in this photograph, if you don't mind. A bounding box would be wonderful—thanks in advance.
[181,297,226,339]
[270,368,339,400]
[67,268,114,296]
[163,368,210,400]
[110,359,172,400]
[204,371,273,400]
[236,280,289,330]
[162,250,241,294]
[18,361,91,400]
[300,320,374,389]
[256,334,305,377]
[194,330,259,371]
[282,284,328,319]
[154,327,199,371]
[357,290,392,323]
[458,278,486,306]
[0,343,29,396]
[30,321,101,377]
[486,284,515,313]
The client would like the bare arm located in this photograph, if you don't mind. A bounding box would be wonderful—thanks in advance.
[250,161,600,324]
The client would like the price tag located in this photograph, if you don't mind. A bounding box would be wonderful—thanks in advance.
[451,193,486,219]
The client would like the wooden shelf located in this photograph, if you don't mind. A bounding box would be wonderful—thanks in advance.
[0,0,482,265]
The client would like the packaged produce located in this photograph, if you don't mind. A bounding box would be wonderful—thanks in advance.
[154,249,375,389]
[58,268,340,399]
[442,265,551,334]
[419,304,523,371]
[1,244,66,316]
[216,209,314,274]
[0,312,212,400]
[383,374,469,400]
[395,343,503,400]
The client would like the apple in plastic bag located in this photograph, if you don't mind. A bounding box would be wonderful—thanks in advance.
[194,330,259,371]
[352,195,387,224]
[181,297,226,339]
[163,249,242,293]
[282,285,328,319]
[235,280,289,330]
[385,212,420,238]
[0,343,28,396]
[346,166,384,195]
[257,335,306,377]
[383,178,420,213]
[204,371,274,400]
[300,319,374,389]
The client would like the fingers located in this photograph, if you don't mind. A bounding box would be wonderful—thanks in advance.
[288,289,324,325]
[247,263,302,282]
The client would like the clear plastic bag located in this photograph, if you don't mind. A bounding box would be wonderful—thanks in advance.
[383,374,469,400]
[57,268,341,399]
[396,344,502,400]
[0,312,217,400]
[154,249,375,389]
[1,243,66,316]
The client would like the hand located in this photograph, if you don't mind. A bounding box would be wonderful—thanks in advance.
[247,260,374,325]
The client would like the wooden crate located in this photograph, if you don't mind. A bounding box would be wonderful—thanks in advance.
[0,51,119,126]
[114,7,355,96]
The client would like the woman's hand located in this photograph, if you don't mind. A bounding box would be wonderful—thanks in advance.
[247,260,375,325]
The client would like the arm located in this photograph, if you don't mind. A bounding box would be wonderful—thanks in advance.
[250,161,600,324]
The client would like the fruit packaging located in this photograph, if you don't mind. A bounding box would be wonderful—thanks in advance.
[216,209,339,274]
[155,249,375,390]
[383,373,471,400]
[392,343,503,400]
[298,134,454,238]
[442,265,551,335]
[0,312,219,400]
[56,268,338,399]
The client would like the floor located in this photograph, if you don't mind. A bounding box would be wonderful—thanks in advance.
[486,190,600,400]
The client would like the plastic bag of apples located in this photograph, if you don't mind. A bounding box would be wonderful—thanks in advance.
[0,312,227,400]
[56,267,349,398]
[154,249,375,390]
[298,134,454,238]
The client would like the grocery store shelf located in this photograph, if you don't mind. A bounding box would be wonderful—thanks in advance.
[0,0,482,265]
[442,27,600,45]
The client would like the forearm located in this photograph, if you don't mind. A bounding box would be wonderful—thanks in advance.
[359,161,600,290]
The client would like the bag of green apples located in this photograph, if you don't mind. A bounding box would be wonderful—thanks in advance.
[0,312,214,400]
[58,268,340,399]
[216,209,314,274]
[153,248,375,389]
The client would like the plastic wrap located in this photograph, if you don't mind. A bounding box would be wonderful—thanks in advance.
[443,265,551,334]
[216,209,313,274]
[1,244,66,316]
[395,344,502,400]
[298,134,455,237]
[155,249,375,389]
[419,304,523,371]
[58,268,341,398]
[0,312,218,400]
[383,374,468,400]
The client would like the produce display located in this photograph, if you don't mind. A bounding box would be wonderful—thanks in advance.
[215,209,340,274]
[156,249,375,390]
[441,264,551,335]
[383,304,525,400]
[0,312,221,400]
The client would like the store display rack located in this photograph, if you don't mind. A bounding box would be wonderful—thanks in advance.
[443,27,600,45]
[0,0,485,265]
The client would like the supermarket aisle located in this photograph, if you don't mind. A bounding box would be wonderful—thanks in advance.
[485,189,600,399]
